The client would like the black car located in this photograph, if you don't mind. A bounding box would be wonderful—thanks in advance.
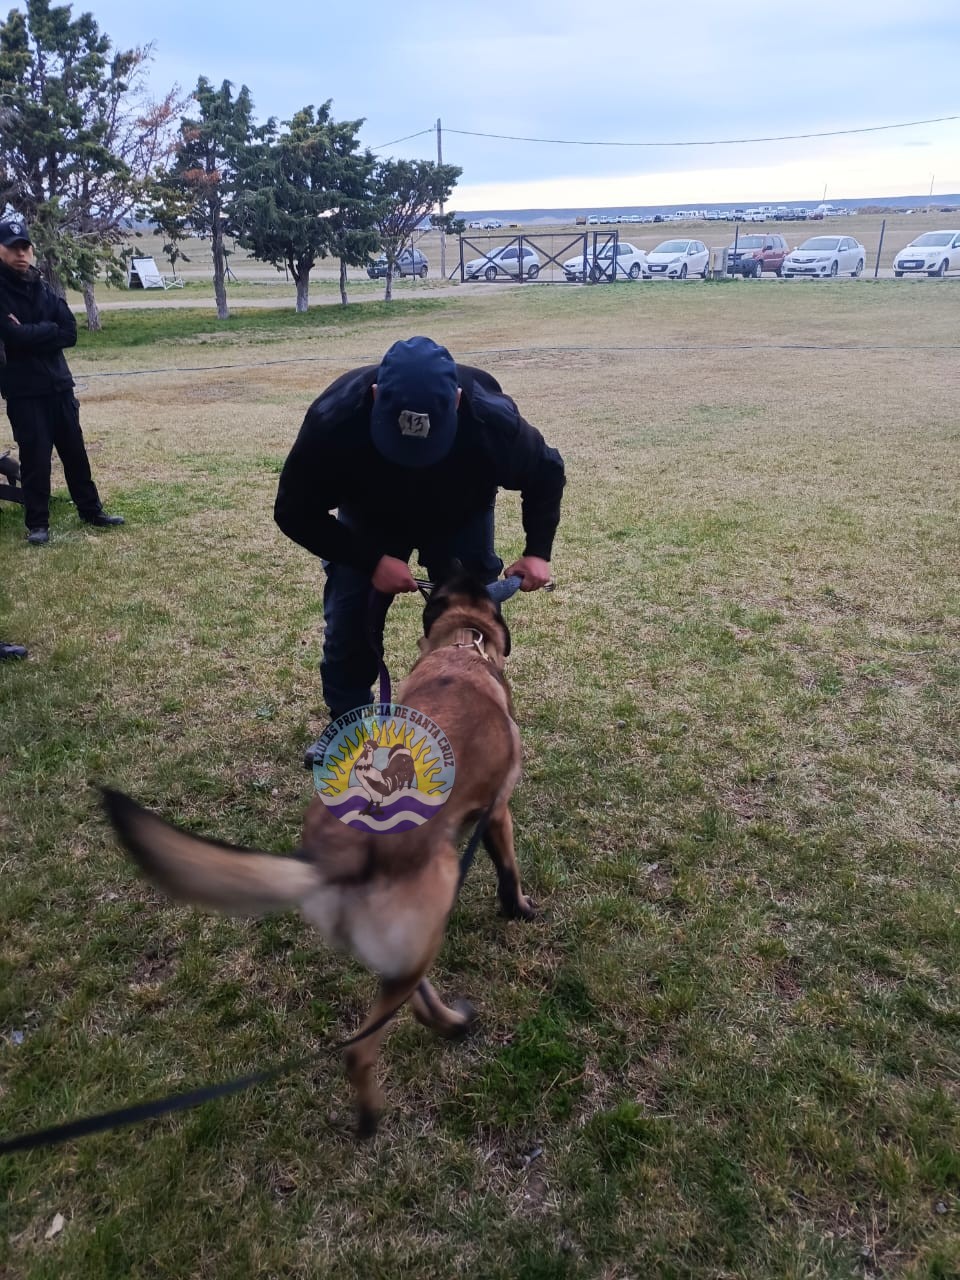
[366,248,429,280]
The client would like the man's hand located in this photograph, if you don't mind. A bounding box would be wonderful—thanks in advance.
[504,555,552,591]
[371,555,418,595]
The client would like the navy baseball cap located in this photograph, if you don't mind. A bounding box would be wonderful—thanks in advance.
[370,336,459,468]
[0,217,31,247]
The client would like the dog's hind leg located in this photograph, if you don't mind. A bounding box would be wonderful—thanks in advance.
[482,806,536,920]
[411,979,477,1038]
[344,974,423,1139]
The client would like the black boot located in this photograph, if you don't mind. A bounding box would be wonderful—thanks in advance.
[82,510,125,527]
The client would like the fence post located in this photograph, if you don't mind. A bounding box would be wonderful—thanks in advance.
[873,219,886,279]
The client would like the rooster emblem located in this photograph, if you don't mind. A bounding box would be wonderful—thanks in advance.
[352,740,417,814]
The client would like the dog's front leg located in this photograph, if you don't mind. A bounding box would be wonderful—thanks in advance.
[482,807,536,919]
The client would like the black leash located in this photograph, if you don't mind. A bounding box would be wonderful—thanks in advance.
[0,817,491,1157]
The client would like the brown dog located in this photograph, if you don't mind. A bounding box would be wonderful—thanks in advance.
[103,573,535,1137]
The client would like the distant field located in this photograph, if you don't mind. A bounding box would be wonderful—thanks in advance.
[111,210,959,295]
[3,281,959,1278]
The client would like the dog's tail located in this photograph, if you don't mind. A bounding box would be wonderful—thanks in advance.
[102,788,320,915]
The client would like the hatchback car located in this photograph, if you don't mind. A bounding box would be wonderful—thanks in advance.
[645,239,709,279]
[367,248,429,279]
[893,230,960,277]
[464,244,541,281]
[726,233,789,277]
[562,241,649,282]
[782,236,865,278]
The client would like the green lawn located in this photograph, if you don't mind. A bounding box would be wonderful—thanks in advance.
[2,279,959,1278]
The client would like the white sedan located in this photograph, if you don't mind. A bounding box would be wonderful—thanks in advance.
[645,239,709,279]
[893,230,960,277]
[464,244,541,281]
[782,235,865,278]
[562,241,649,282]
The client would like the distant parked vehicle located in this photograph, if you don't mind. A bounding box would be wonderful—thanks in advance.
[782,235,865,278]
[367,248,428,279]
[893,230,960,277]
[464,243,541,281]
[646,239,709,279]
[562,241,649,281]
[726,233,789,277]
[482,219,503,230]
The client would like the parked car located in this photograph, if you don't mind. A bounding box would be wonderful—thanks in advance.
[893,230,960,277]
[645,239,709,279]
[367,248,429,279]
[464,243,541,281]
[781,235,865,278]
[562,241,649,282]
[482,219,503,230]
[726,233,789,277]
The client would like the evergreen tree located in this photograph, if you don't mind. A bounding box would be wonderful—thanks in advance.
[0,0,180,325]
[237,103,375,312]
[157,77,256,319]
[370,158,461,301]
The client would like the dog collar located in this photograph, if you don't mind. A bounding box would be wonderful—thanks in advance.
[451,628,490,661]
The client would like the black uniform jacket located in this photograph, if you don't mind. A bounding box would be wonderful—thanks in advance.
[275,363,566,575]
[0,262,77,402]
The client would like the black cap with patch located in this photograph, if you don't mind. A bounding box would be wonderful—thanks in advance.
[0,217,31,247]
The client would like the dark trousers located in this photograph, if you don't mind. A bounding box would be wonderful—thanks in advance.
[6,393,102,529]
[321,503,503,718]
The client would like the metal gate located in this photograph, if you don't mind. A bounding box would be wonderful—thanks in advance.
[455,230,625,284]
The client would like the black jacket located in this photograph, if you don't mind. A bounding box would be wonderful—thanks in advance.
[275,363,565,574]
[0,262,77,402]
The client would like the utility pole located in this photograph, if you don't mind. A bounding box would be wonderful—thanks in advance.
[437,117,446,280]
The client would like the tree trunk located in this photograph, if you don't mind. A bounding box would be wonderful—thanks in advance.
[82,281,102,332]
[42,255,66,299]
[384,267,393,303]
[295,272,310,312]
[212,220,229,320]
[339,259,348,305]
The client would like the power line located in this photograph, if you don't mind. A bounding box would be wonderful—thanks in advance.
[443,114,960,149]
[370,127,434,151]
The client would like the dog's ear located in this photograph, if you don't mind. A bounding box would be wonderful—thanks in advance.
[422,588,450,639]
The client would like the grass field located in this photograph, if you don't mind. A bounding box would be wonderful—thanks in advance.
[2,280,959,1278]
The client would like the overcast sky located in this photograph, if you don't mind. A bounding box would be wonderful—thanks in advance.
[58,0,960,209]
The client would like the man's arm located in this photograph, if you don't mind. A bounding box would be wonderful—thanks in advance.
[0,291,76,350]
[466,368,565,570]
[0,313,60,347]
[274,405,386,575]
[501,418,566,567]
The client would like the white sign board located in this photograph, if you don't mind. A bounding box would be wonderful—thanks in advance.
[129,257,166,289]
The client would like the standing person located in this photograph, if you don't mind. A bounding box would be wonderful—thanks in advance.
[275,335,565,719]
[0,216,123,545]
